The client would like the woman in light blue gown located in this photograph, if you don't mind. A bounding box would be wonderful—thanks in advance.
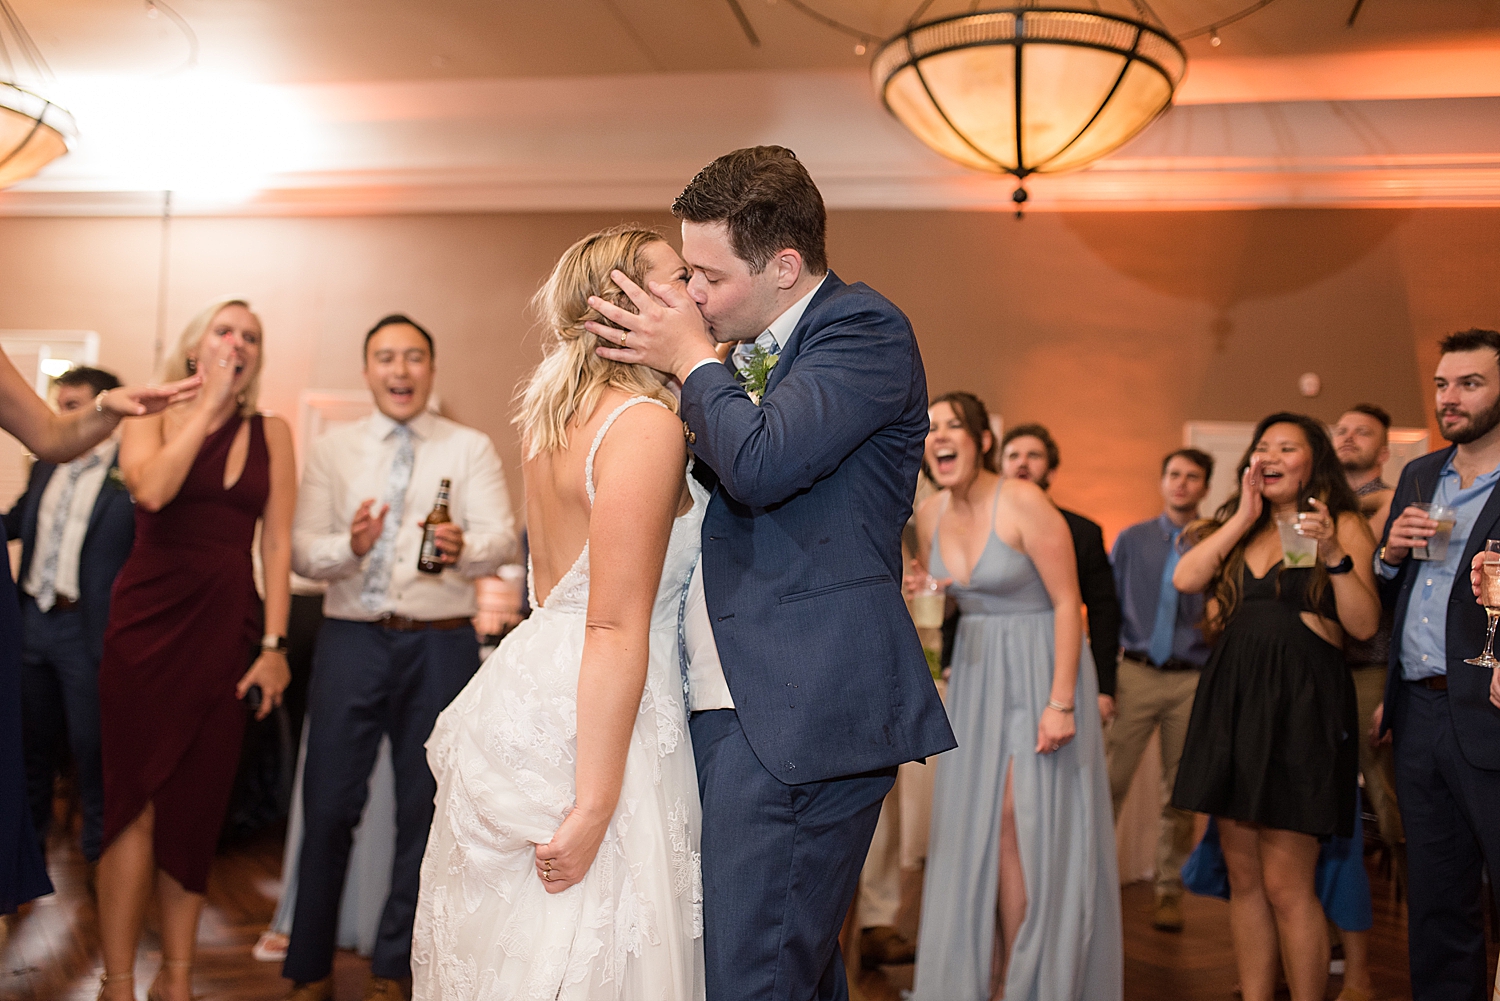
[910,392,1121,1001]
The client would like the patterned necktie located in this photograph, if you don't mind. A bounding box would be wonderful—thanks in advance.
[35,453,102,612]
[1147,525,1184,666]
[360,423,415,612]
[731,330,779,379]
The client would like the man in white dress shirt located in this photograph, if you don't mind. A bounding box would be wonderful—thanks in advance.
[283,315,515,1001]
[4,367,134,869]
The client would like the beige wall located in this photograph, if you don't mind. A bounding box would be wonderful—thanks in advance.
[1,207,1496,540]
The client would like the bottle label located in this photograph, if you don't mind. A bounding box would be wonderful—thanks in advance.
[420,526,441,564]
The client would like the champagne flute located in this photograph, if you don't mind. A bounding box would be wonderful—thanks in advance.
[1464,540,1500,667]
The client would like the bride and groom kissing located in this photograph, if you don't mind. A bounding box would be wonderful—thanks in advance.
[410,146,955,1001]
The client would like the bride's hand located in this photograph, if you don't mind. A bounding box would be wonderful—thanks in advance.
[533,805,611,894]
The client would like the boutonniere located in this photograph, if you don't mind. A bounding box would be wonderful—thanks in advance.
[106,466,127,491]
[738,345,780,405]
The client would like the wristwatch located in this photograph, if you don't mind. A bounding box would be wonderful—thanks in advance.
[261,634,287,652]
[1325,554,1355,575]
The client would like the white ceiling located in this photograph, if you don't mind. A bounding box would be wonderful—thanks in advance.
[6,0,1500,214]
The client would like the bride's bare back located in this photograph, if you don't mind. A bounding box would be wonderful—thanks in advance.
[524,388,693,608]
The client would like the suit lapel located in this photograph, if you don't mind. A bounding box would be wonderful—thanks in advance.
[23,463,55,544]
[764,271,844,397]
[1451,458,1500,602]
[83,451,123,540]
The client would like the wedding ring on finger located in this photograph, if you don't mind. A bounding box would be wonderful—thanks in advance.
[621,331,629,347]
[543,870,554,881]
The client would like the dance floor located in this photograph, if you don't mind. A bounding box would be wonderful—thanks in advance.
[1,821,1494,1000]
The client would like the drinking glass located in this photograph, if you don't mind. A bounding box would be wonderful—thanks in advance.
[909,573,946,630]
[1464,540,1500,668]
[1412,502,1458,561]
[1276,517,1319,568]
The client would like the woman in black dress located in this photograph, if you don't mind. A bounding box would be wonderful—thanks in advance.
[1171,413,1380,1001]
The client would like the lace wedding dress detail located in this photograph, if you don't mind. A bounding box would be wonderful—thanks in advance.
[414,396,706,1001]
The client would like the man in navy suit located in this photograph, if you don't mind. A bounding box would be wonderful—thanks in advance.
[591,146,955,1001]
[1374,328,1500,1001]
[3,366,135,866]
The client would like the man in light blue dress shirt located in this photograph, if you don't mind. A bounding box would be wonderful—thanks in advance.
[1108,448,1214,933]
[1373,328,1500,1001]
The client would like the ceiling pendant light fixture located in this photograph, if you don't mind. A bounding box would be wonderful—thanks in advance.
[0,0,76,190]
[0,83,75,189]
[872,6,1186,209]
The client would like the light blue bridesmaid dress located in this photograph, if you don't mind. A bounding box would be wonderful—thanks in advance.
[913,493,1122,1001]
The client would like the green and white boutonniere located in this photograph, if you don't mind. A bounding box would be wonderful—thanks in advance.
[738,344,779,405]
[106,466,127,491]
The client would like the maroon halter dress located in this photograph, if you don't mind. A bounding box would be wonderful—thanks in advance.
[98,414,268,893]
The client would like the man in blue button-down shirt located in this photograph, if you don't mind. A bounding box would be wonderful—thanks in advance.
[1374,327,1500,1001]
[1107,448,1214,933]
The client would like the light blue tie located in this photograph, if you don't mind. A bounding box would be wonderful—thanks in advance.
[1147,526,1183,666]
[360,423,414,612]
[35,454,101,612]
[731,330,779,379]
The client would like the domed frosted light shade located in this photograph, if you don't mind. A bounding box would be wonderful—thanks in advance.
[0,83,75,189]
[872,8,1185,177]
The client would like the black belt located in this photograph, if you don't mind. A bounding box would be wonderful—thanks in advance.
[1408,675,1447,691]
[1124,650,1200,672]
[377,614,471,632]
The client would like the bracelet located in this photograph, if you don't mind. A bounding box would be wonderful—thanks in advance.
[1046,699,1075,713]
[94,390,121,422]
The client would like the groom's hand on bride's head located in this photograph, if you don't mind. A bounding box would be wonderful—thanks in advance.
[588,269,717,383]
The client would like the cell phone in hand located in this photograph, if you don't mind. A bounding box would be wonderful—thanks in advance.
[246,683,264,714]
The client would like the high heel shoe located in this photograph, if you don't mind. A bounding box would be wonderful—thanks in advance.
[147,958,195,1001]
[97,971,134,1001]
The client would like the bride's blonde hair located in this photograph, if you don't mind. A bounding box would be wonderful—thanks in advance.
[515,226,678,457]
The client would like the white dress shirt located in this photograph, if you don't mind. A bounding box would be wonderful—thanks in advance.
[292,410,516,621]
[23,439,118,604]
[682,275,826,710]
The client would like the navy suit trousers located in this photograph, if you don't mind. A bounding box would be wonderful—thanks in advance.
[1392,682,1500,1001]
[691,708,895,1001]
[283,619,479,983]
[19,597,104,862]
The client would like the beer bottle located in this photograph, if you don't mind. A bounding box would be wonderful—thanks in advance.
[417,479,452,575]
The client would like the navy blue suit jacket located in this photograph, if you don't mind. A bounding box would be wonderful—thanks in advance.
[3,453,136,664]
[1379,446,1500,770]
[680,270,957,785]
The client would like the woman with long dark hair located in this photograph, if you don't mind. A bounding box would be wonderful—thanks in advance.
[1170,412,1380,1001]
[911,391,1121,1001]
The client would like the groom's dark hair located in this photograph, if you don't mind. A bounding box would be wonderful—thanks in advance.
[672,146,828,276]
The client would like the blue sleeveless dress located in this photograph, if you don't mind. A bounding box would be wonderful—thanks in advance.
[912,494,1121,1001]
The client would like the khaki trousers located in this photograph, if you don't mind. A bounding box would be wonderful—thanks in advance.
[1105,656,1199,898]
[1350,663,1403,848]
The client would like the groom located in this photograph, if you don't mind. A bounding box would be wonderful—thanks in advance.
[590,146,955,1001]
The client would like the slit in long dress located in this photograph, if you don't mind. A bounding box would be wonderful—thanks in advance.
[990,755,1027,1001]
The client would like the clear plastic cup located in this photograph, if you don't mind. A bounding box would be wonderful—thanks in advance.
[1276,517,1319,568]
[1412,503,1457,562]
[910,579,946,629]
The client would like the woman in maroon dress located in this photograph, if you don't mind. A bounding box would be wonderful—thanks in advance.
[96,297,296,1001]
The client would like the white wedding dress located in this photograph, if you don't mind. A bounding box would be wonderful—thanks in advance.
[413,397,707,1001]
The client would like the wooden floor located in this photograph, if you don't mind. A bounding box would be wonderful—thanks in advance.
[2,823,1496,1000]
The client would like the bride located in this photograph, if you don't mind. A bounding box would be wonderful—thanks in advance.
[412,226,706,1000]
